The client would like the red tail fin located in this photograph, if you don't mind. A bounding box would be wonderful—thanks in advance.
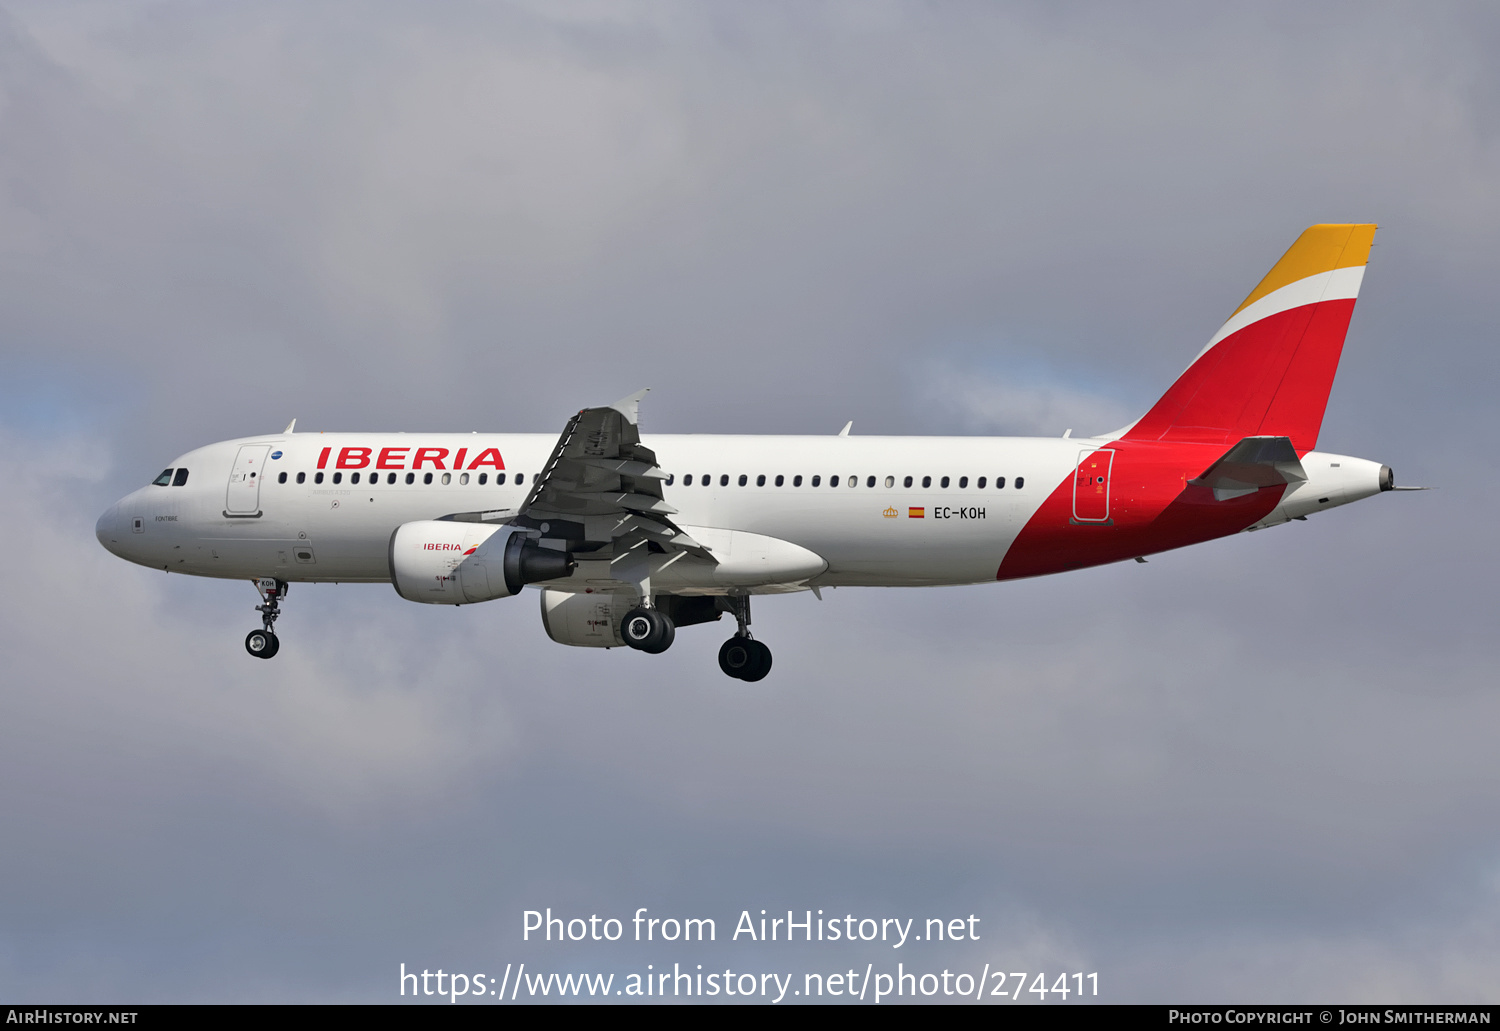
[1121,224,1377,452]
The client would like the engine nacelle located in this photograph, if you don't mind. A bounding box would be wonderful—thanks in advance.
[389,521,575,605]
[539,589,625,648]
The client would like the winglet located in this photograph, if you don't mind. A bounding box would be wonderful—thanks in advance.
[283,418,297,434]
[609,389,650,424]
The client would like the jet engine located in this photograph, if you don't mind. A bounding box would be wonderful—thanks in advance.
[539,589,626,648]
[389,521,575,605]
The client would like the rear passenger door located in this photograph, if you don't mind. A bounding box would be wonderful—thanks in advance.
[1071,449,1114,523]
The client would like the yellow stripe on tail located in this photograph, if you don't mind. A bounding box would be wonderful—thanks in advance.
[1230,223,1377,318]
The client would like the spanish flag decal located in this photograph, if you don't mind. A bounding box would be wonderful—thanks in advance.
[909,507,925,518]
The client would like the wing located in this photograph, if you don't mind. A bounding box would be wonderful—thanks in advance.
[508,390,711,561]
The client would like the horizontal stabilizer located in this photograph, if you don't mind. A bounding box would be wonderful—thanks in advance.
[1188,436,1307,501]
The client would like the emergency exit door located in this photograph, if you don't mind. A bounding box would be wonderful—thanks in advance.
[1072,449,1114,523]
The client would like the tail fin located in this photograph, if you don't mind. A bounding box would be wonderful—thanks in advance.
[1121,223,1377,452]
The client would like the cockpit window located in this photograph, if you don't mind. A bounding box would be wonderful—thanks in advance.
[172,468,189,487]
[152,469,174,486]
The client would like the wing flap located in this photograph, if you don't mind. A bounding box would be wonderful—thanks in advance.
[509,390,710,563]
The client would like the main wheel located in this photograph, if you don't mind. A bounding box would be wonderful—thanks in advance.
[740,639,772,682]
[718,635,770,680]
[644,617,675,655]
[245,629,279,659]
[622,607,674,653]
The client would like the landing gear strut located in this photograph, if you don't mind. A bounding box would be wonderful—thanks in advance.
[245,577,286,659]
[718,595,771,682]
[622,604,675,654]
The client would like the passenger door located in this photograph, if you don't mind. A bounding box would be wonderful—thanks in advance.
[226,445,270,515]
[1072,448,1114,523]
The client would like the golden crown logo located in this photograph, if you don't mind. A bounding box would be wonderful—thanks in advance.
[882,506,898,518]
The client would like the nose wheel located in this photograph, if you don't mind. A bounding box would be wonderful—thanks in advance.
[245,628,279,658]
[246,577,287,659]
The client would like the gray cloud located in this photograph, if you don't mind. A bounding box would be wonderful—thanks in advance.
[1,0,1496,1003]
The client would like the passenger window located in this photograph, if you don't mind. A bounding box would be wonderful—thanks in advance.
[515,473,525,485]
[793,475,802,487]
[756,474,765,486]
[442,472,452,485]
[387,473,396,484]
[959,476,968,488]
[976,476,986,488]
[884,476,894,488]
[940,476,949,488]
[739,474,748,486]
[812,475,821,487]
[173,469,189,486]
[995,476,1005,489]
[904,476,913,488]
[497,473,507,485]
[315,472,324,484]
[478,473,487,485]
[775,475,783,487]
[351,472,361,484]
[297,472,306,484]
[665,474,675,486]
[424,473,433,485]
[922,476,931,488]
[459,473,469,485]
[848,475,858,488]
[152,469,173,486]
[1015,477,1024,489]
[405,472,415,485]
[866,476,876,488]
[720,475,729,486]
[278,472,287,484]
[332,472,342,484]
[830,475,839,487]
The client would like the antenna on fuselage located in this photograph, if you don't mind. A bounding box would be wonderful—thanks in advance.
[838,421,852,437]
[283,418,297,434]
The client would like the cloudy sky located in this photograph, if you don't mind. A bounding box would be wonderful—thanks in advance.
[2,0,1497,1004]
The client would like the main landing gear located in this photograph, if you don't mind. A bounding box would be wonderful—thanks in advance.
[621,595,774,681]
[621,605,675,654]
[245,577,286,659]
[717,596,771,682]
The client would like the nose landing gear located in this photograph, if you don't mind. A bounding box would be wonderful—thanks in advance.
[245,577,286,659]
[718,595,771,682]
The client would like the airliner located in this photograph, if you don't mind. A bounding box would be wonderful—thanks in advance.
[96,224,1414,681]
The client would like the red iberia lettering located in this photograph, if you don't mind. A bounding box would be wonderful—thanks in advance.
[376,447,409,470]
[412,448,449,470]
[452,448,468,471]
[336,447,372,469]
[466,448,505,471]
[317,447,332,470]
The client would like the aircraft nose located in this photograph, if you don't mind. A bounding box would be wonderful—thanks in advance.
[96,503,122,554]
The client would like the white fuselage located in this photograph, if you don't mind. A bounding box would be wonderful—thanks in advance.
[96,431,1081,590]
[96,430,1388,599]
